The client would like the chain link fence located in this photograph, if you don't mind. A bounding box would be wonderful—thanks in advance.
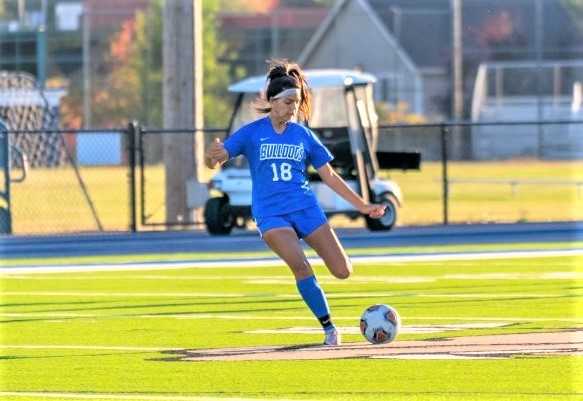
[0,120,581,235]
[1,127,132,235]
[378,120,583,226]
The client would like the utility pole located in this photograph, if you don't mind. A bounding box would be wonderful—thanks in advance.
[451,0,465,159]
[270,9,279,58]
[163,0,206,225]
[535,0,544,158]
[82,6,91,128]
[18,0,25,25]
[38,0,48,89]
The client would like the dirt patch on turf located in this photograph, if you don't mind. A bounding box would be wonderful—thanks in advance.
[162,330,583,361]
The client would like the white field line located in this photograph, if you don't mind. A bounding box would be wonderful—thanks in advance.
[2,312,581,323]
[0,292,246,298]
[6,290,561,299]
[2,249,583,275]
[0,274,434,281]
[4,272,582,286]
[246,272,583,285]
[247,322,511,335]
[0,392,309,401]
[416,293,565,298]
[0,323,530,353]
[144,315,583,322]
[4,272,582,283]
[0,321,574,354]
[0,312,97,317]
[0,345,176,351]
[245,277,435,284]
[4,272,581,281]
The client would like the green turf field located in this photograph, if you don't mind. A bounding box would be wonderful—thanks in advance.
[1,248,582,400]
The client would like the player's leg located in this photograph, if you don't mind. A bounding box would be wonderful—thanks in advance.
[303,222,352,280]
[290,206,352,280]
[262,227,313,280]
[262,226,340,345]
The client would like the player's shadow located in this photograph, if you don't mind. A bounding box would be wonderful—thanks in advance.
[155,343,324,362]
[25,297,311,314]
[0,305,309,324]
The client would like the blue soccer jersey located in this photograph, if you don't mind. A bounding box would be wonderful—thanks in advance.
[223,116,333,219]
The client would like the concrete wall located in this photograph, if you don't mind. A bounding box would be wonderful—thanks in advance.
[472,97,583,160]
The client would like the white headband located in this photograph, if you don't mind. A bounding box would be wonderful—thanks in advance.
[271,88,300,100]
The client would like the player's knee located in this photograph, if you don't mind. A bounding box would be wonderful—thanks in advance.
[332,259,352,280]
[291,260,314,280]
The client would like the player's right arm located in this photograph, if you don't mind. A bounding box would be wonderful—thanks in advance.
[205,138,229,169]
[206,125,249,169]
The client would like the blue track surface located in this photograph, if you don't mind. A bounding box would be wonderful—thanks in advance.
[1,222,582,259]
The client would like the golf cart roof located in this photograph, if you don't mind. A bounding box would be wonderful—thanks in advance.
[228,69,376,93]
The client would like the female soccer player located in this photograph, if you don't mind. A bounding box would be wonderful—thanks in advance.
[205,60,386,346]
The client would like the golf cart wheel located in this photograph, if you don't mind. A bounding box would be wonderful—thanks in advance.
[365,192,398,231]
[204,196,234,235]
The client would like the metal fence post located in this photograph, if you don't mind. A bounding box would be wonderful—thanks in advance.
[138,125,146,227]
[127,121,138,233]
[0,120,12,234]
[440,124,449,225]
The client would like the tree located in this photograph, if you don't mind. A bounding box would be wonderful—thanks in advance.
[61,0,235,129]
[216,0,334,14]
[134,0,233,128]
[218,0,278,13]
[0,1,16,18]
[200,0,233,128]
[563,0,583,32]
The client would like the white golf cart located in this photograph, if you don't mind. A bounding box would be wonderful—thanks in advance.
[204,69,420,235]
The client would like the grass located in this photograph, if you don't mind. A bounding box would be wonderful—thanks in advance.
[1,250,582,400]
[5,160,583,234]
[385,160,583,225]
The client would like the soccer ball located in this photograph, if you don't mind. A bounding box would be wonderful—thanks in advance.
[360,304,401,344]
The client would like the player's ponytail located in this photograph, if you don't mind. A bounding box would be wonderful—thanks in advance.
[267,64,289,82]
[255,59,312,123]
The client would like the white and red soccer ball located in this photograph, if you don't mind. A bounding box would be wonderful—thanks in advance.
[360,304,401,344]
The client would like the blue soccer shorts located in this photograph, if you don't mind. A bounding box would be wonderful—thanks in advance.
[255,205,328,239]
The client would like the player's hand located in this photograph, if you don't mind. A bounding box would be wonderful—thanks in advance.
[206,138,227,168]
[360,203,386,219]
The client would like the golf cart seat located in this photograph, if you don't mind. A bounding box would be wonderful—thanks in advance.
[310,127,355,180]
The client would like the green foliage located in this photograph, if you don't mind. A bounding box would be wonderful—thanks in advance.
[125,0,230,127]
[129,0,234,128]
[132,0,233,128]
[201,0,234,127]
[60,0,237,129]
[0,0,15,18]
[133,0,163,127]
[563,0,583,31]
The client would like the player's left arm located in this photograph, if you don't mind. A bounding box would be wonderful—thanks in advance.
[316,163,385,218]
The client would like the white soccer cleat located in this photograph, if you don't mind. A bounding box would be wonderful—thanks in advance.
[323,329,341,346]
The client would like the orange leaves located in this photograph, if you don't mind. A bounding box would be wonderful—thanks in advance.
[110,19,137,63]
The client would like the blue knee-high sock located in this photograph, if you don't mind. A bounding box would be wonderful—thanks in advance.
[296,275,335,332]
